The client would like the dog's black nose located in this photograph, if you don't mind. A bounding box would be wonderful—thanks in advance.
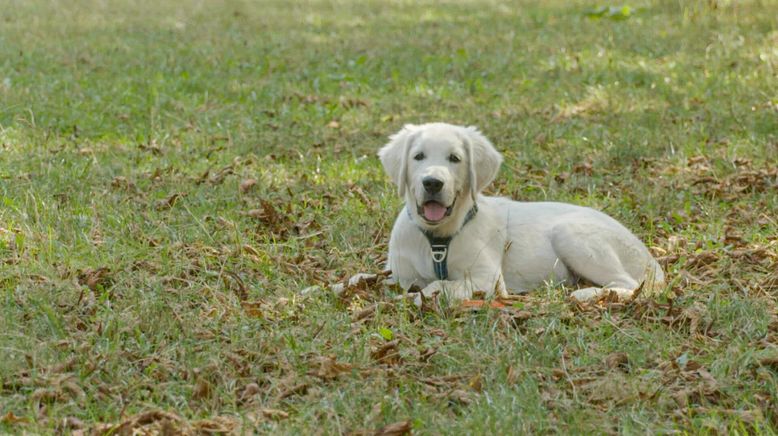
[422,177,444,194]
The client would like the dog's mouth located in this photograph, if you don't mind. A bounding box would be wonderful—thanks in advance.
[417,199,455,224]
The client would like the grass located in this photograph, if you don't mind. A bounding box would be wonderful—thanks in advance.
[1,0,777,433]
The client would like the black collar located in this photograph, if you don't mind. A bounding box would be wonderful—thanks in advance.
[409,204,479,280]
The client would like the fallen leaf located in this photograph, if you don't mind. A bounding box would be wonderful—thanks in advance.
[110,176,135,190]
[278,382,309,400]
[461,299,507,309]
[0,411,28,425]
[499,309,534,329]
[694,407,763,424]
[757,355,778,369]
[247,199,282,226]
[155,192,186,210]
[468,374,483,392]
[332,271,386,303]
[77,267,112,292]
[351,304,378,323]
[371,340,401,365]
[240,178,257,193]
[605,352,629,371]
[260,408,289,420]
[506,366,519,384]
[447,389,474,406]
[238,382,260,403]
[192,377,212,400]
[308,355,353,381]
[418,347,437,363]
[580,371,638,405]
[97,410,188,435]
[193,416,240,433]
[573,161,593,176]
[374,420,412,436]
[57,417,85,432]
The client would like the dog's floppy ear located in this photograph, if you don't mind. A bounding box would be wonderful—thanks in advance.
[378,124,420,196]
[462,126,503,201]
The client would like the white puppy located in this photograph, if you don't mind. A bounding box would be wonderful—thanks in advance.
[378,122,664,304]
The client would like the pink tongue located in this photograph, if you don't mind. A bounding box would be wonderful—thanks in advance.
[423,202,447,221]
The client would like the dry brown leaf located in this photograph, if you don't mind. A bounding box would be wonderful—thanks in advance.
[61,379,86,402]
[447,389,474,406]
[416,374,467,390]
[694,407,763,424]
[418,347,437,363]
[373,420,412,436]
[278,382,309,400]
[460,299,507,309]
[77,267,112,292]
[0,411,28,425]
[351,304,378,323]
[580,371,637,405]
[57,417,85,432]
[339,96,368,109]
[247,199,282,226]
[573,161,593,176]
[49,356,78,374]
[110,176,136,190]
[210,163,235,185]
[31,387,62,404]
[240,178,257,193]
[155,192,186,210]
[468,374,483,392]
[679,302,712,336]
[192,377,212,401]
[95,410,187,435]
[246,408,289,424]
[308,355,353,381]
[238,382,260,403]
[506,366,520,385]
[371,340,401,365]
[333,271,388,304]
[193,416,240,433]
[605,352,629,371]
[757,355,778,369]
[260,408,289,420]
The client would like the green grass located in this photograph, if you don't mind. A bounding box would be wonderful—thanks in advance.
[1,0,777,433]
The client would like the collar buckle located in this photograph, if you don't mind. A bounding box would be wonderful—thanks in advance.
[430,245,448,263]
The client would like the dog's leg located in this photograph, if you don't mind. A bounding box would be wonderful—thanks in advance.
[570,260,665,303]
[551,223,651,302]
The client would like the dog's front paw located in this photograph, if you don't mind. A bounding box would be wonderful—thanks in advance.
[570,287,634,303]
[409,281,442,310]
[420,280,445,299]
[413,280,473,308]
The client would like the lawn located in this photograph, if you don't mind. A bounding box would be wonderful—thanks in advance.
[1,0,777,433]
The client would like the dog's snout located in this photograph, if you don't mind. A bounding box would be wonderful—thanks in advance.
[422,177,444,194]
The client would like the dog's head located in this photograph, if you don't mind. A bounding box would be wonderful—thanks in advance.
[378,122,502,229]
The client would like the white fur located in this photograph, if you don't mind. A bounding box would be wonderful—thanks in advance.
[378,122,665,303]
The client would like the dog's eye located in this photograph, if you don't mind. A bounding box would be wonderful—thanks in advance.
[448,154,461,163]
[413,152,425,161]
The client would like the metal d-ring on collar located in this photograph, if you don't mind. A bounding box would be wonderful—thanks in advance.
[408,204,479,280]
